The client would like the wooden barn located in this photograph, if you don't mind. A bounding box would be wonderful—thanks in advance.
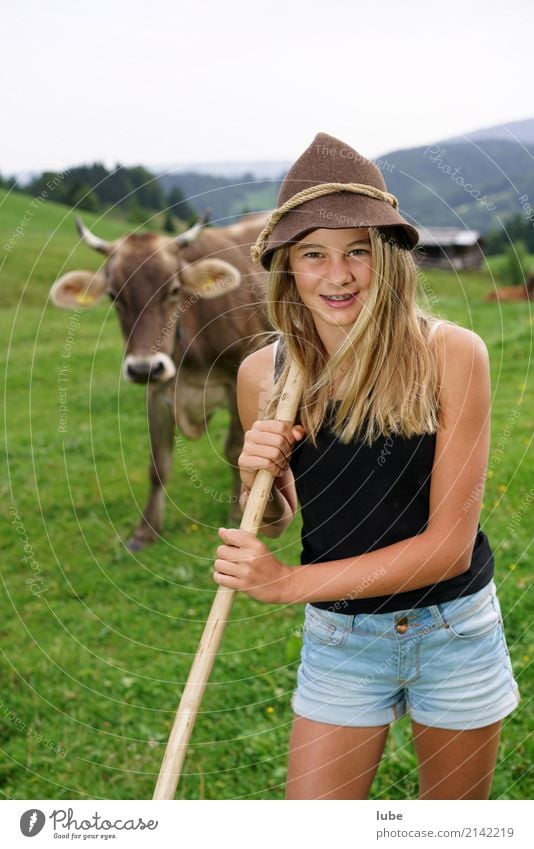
[416,227,485,270]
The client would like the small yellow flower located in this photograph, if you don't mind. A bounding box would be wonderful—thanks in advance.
[481,502,486,509]
[498,484,507,493]
[190,523,199,531]
[522,655,530,663]
[487,469,495,478]
[266,706,274,714]
[508,563,517,571]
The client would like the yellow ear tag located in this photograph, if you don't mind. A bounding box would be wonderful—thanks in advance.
[77,292,95,305]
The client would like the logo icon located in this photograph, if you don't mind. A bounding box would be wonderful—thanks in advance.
[20,810,46,837]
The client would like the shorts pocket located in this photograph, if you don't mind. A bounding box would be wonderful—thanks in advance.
[304,605,349,647]
[440,589,501,640]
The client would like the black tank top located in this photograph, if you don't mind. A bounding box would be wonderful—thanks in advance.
[274,337,495,614]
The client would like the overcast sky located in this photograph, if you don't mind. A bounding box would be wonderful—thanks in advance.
[3,0,533,174]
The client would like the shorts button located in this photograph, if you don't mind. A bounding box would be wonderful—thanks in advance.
[395,616,409,634]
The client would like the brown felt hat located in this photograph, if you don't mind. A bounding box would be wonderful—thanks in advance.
[251,132,420,270]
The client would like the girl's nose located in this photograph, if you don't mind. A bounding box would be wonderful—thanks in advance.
[326,255,353,286]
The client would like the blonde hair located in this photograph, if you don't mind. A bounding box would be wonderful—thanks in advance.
[262,227,443,447]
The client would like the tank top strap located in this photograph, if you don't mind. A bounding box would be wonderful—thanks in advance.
[427,319,445,342]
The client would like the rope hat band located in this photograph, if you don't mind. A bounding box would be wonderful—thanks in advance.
[250,132,420,270]
[250,181,399,265]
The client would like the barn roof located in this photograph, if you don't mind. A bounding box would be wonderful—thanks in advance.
[416,226,483,247]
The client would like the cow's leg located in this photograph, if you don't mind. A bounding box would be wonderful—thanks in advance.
[224,391,245,525]
[128,385,175,550]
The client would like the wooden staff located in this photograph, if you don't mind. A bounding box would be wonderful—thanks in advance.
[153,358,303,800]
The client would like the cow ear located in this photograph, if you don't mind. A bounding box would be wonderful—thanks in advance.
[180,258,241,299]
[49,270,108,309]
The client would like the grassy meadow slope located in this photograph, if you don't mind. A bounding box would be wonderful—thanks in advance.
[0,188,532,799]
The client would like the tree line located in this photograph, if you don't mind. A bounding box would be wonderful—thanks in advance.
[2,162,534,252]
[483,213,534,255]
[0,163,196,232]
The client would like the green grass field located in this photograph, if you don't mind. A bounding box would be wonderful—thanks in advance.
[1,188,532,799]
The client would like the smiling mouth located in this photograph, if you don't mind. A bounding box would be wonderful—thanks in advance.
[320,292,360,302]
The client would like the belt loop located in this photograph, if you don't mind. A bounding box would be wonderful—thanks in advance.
[429,603,446,628]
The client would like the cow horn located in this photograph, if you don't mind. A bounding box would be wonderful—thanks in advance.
[76,216,114,254]
[175,208,212,247]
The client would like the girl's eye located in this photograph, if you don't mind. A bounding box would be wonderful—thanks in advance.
[301,249,369,260]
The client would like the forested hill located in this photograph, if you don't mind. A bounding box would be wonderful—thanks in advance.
[160,138,534,235]
[6,119,534,236]
[381,139,534,232]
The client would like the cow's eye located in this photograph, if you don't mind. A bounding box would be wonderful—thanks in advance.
[107,291,120,303]
[168,286,180,300]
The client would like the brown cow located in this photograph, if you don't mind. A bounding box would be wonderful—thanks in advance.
[485,276,534,302]
[50,212,272,549]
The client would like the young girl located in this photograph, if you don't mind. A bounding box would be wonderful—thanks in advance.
[213,132,520,800]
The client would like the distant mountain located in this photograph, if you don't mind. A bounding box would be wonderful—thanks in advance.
[158,170,283,226]
[158,160,290,180]
[158,119,534,234]
[442,117,534,146]
[13,118,533,235]
[379,138,534,232]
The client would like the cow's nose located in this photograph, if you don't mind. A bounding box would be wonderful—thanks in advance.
[126,360,165,381]
[123,353,176,383]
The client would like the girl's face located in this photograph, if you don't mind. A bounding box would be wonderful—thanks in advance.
[288,227,373,350]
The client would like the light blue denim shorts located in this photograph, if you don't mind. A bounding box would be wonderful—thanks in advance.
[291,581,521,731]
